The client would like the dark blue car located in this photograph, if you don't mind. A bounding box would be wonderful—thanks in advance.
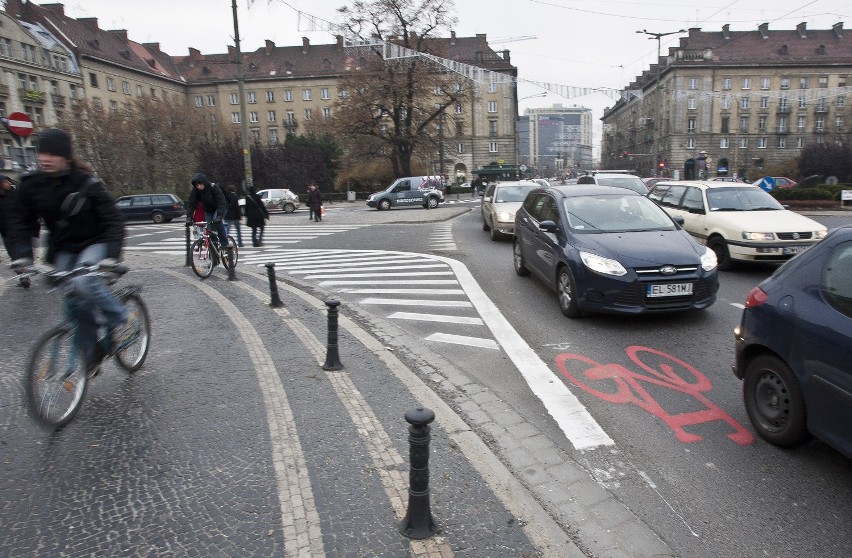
[513,185,719,317]
[733,225,852,459]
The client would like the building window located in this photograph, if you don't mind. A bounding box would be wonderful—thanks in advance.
[489,120,498,136]
[797,116,806,131]
[740,96,750,109]
[0,38,11,57]
[721,116,729,134]
[757,137,767,148]
[687,97,697,109]
[777,137,786,148]
[488,81,497,93]
[109,100,117,110]
[304,108,312,120]
[739,116,749,132]
[796,137,804,148]
[247,91,257,104]
[738,137,747,148]
[837,96,845,108]
[487,101,497,113]
[457,143,464,154]
[778,116,788,132]
[722,78,731,90]
[489,142,498,153]
[231,112,240,123]
[195,96,203,107]
[818,76,828,88]
[106,77,115,91]
[206,95,216,106]
[150,88,157,99]
[780,77,790,90]
[799,77,808,89]
[322,107,331,118]
[249,111,258,123]
[136,84,143,97]
[303,89,312,101]
[455,103,462,114]
[815,116,825,132]
[741,78,751,89]
[269,128,278,144]
[89,73,99,87]
[284,90,293,102]
[69,84,78,99]
[122,81,130,95]
[250,129,260,142]
[758,115,767,132]
[286,111,295,124]
[688,77,698,90]
[33,107,43,125]
[687,118,696,133]
[720,138,729,148]
[760,77,770,90]
[21,43,36,62]
[687,138,695,149]
[835,116,843,131]
[816,96,827,111]
[266,90,275,102]
[721,95,731,110]
[760,96,769,109]
[798,93,807,108]
[321,87,330,100]
[455,121,463,136]
[267,110,276,122]
[230,93,238,104]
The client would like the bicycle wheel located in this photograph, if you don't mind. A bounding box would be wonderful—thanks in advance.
[227,236,238,267]
[26,325,88,428]
[190,238,214,279]
[115,292,151,372]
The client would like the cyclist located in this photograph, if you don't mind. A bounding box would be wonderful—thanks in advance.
[186,173,232,257]
[7,128,130,373]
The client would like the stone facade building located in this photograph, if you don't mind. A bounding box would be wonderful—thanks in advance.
[602,22,851,180]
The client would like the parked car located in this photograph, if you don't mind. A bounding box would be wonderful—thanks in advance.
[480,180,539,240]
[576,173,649,193]
[513,185,718,317]
[642,177,672,189]
[115,193,185,223]
[733,225,852,459]
[366,176,444,210]
[647,180,827,269]
[238,188,301,214]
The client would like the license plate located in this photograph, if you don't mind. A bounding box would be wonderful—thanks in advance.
[783,246,806,255]
[647,283,693,297]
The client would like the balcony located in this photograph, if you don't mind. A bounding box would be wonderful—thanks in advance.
[776,128,789,134]
[814,106,829,114]
[0,84,9,97]
[19,88,46,104]
[51,94,66,107]
[777,106,790,114]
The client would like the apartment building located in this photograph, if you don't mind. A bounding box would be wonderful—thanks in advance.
[602,22,851,180]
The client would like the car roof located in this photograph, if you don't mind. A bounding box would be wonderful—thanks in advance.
[493,180,539,187]
[549,185,645,198]
[650,180,759,191]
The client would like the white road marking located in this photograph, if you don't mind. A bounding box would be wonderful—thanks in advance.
[425,332,500,349]
[361,298,472,308]
[389,312,484,325]
[338,288,466,295]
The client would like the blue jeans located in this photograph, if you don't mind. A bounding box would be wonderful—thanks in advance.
[224,219,242,246]
[54,243,128,366]
[204,211,229,248]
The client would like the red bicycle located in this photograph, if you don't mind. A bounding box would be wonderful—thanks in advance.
[187,221,238,279]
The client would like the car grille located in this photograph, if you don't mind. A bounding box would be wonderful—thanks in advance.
[634,265,698,280]
[777,232,813,240]
[613,280,714,308]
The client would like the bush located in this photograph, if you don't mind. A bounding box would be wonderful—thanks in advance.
[771,187,834,200]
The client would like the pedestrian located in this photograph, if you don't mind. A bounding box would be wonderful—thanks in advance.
[307,182,323,222]
[224,184,244,247]
[245,186,269,246]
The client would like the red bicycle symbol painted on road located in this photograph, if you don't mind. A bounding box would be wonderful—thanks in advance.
[555,346,754,446]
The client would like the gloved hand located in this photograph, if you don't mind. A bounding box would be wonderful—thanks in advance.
[10,257,33,270]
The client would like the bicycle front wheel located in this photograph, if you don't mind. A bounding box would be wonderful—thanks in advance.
[115,292,151,372]
[190,238,214,279]
[226,236,238,268]
[26,326,88,428]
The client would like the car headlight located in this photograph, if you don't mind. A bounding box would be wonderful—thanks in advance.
[700,246,718,271]
[580,251,627,276]
[367,194,375,201]
[815,229,828,240]
[741,232,775,240]
[496,211,514,223]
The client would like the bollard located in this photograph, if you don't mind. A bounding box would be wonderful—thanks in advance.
[184,224,192,266]
[321,299,343,371]
[399,407,437,539]
[265,263,283,307]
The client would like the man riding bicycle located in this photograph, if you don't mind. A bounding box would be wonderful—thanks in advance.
[186,173,232,257]
[7,128,130,373]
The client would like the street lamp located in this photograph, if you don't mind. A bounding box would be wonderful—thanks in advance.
[516,91,548,178]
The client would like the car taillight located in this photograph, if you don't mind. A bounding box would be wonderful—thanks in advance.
[744,287,768,308]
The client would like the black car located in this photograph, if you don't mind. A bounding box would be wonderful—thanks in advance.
[733,225,852,459]
[513,185,719,317]
[115,193,185,223]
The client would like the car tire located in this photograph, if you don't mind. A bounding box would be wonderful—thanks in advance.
[708,237,733,270]
[378,199,391,211]
[513,237,530,276]
[489,222,501,241]
[743,354,810,448]
[283,203,296,213]
[557,266,582,318]
[151,211,165,224]
[427,196,439,209]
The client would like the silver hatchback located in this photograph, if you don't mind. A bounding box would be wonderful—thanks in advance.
[481,180,540,241]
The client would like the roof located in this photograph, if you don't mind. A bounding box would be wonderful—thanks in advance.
[552,185,645,198]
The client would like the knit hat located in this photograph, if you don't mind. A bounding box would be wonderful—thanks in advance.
[37,128,73,159]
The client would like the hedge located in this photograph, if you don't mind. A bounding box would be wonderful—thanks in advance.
[770,184,849,201]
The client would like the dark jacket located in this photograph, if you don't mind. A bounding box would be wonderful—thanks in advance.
[186,175,227,219]
[0,182,16,236]
[8,166,124,263]
[224,190,241,220]
[307,187,323,210]
[245,190,269,228]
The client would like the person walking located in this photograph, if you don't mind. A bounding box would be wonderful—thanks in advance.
[307,183,323,222]
[223,184,244,247]
[245,186,269,247]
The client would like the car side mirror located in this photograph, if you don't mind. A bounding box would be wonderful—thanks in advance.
[539,220,559,233]
[687,207,705,215]
[483,196,492,202]
[672,215,685,226]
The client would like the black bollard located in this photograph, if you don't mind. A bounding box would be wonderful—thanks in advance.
[184,224,192,266]
[265,263,283,307]
[226,247,237,281]
[399,407,437,539]
[321,299,343,371]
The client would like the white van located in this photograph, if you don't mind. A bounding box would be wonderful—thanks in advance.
[366,176,445,210]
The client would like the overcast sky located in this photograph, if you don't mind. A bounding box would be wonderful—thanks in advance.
[56,0,850,147]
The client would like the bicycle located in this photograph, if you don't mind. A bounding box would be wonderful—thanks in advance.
[18,262,151,428]
[187,221,238,279]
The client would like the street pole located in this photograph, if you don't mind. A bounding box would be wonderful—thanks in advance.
[438,110,445,183]
[232,0,253,192]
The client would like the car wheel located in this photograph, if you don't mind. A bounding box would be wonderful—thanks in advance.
[151,211,165,224]
[489,222,501,241]
[427,197,439,209]
[378,199,391,211]
[513,237,530,276]
[283,203,296,213]
[708,237,733,270]
[743,354,810,447]
[557,266,582,318]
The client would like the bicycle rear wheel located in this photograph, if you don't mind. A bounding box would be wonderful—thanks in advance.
[115,292,151,372]
[190,238,214,279]
[26,326,88,428]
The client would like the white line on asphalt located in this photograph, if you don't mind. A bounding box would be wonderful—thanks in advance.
[361,298,472,307]
[389,311,484,325]
[337,288,465,295]
[319,279,459,286]
[730,302,745,309]
[291,264,448,275]
[304,271,454,279]
[425,332,500,349]
[280,257,429,270]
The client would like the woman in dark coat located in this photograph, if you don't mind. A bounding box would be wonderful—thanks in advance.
[307,183,323,222]
[244,187,269,247]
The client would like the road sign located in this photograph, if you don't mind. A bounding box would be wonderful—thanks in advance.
[519,165,527,172]
[757,176,776,192]
[6,112,34,137]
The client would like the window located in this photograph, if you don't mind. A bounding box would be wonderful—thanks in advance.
[0,38,11,56]
[489,142,498,153]
[721,95,731,110]
[21,43,36,62]
[249,111,258,123]
[687,97,697,109]
[816,96,827,111]
[489,120,498,136]
[778,116,788,132]
[109,100,118,110]
[195,96,203,107]
[687,118,696,133]
[836,116,844,131]
[247,91,257,104]
[230,93,239,104]
[687,138,695,149]
[455,121,463,136]
[284,90,293,102]
[688,77,698,90]
[322,107,331,118]
[837,96,846,108]
[740,116,749,132]
[304,108,312,120]
[321,87,330,100]
[777,137,786,148]
[49,80,58,94]
[760,77,770,90]
[106,77,115,91]
[799,77,808,89]
[206,95,215,106]
[760,96,769,109]
[758,115,767,132]
[122,81,130,94]
[741,77,751,89]
[89,73,99,88]
[251,129,260,142]
[266,90,274,102]
[487,101,497,113]
[821,243,852,318]
[757,137,767,148]
[488,81,497,93]
[798,93,807,108]
[818,76,828,88]
[722,78,731,90]
[269,128,278,144]
[231,112,240,123]
[815,116,825,132]
[455,103,462,114]
[740,96,750,109]
[720,138,729,148]
[136,84,143,97]
[286,111,295,124]
[797,116,806,131]
[780,77,790,89]
[721,116,729,134]
[69,84,78,99]
[796,137,804,148]
[302,89,312,101]
[738,137,747,148]
[267,110,276,122]
[33,107,43,125]
[457,143,464,154]
[150,88,157,99]
[779,95,789,111]
[682,187,704,212]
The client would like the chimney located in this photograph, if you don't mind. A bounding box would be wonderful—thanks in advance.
[227,45,235,59]
[796,22,807,38]
[264,39,275,55]
[832,22,843,38]
[450,30,456,45]
[302,37,309,53]
[108,29,129,43]
[188,47,201,60]
[758,22,769,39]
[502,49,510,63]
[721,24,730,40]
[143,42,161,53]
[42,3,65,17]
[336,35,343,50]
[79,17,99,30]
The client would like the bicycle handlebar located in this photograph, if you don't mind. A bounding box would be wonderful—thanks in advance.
[14,262,129,287]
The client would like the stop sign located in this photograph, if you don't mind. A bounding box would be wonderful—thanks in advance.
[6,112,33,137]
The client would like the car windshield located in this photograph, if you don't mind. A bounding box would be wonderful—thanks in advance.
[565,195,676,232]
[494,186,535,203]
[706,187,784,211]
[594,176,648,194]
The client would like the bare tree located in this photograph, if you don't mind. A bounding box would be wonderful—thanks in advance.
[332,0,468,177]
